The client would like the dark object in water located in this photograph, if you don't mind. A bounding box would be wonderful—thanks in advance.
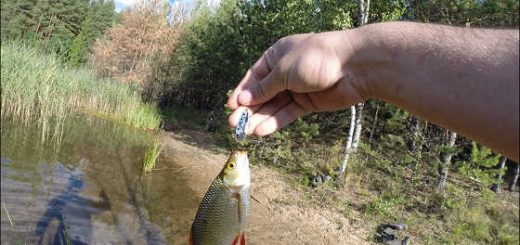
[375,223,410,245]
[35,169,110,245]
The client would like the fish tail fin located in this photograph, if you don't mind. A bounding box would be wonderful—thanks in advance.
[241,232,246,245]
[232,232,246,245]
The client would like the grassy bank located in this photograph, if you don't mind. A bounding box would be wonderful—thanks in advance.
[1,41,160,141]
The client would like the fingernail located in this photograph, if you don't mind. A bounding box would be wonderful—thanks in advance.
[246,122,253,135]
[238,91,253,105]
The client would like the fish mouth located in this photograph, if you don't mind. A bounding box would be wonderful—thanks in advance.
[233,150,248,159]
[226,183,248,193]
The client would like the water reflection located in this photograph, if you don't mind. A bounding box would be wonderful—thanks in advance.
[35,160,111,245]
[1,115,205,245]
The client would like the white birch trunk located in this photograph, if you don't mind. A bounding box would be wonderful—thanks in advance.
[339,0,369,177]
[492,156,507,193]
[352,103,364,151]
[497,156,507,180]
[359,0,370,25]
[410,117,423,153]
[509,164,519,191]
[339,106,356,175]
[351,0,369,151]
[409,117,424,183]
[437,130,457,192]
[367,102,380,145]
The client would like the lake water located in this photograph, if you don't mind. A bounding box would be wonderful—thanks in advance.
[0,115,207,245]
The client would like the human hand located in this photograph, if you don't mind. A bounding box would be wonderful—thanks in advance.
[227,32,369,136]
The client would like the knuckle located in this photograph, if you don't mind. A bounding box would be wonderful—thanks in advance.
[275,36,288,46]
[255,82,267,101]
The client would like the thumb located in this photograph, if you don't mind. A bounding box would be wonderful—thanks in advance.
[238,66,285,106]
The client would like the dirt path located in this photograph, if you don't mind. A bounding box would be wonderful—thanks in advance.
[158,129,373,245]
[247,166,371,245]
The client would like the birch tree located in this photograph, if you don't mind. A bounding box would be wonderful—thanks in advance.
[491,156,507,193]
[168,0,195,26]
[509,164,519,191]
[352,103,364,150]
[359,0,370,25]
[351,0,370,152]
[339,106,356,176]
[409,117,425,182]
[367,101,380,146]
[437,130,457,192]
[409,117,424,153]
[339,0,369,177]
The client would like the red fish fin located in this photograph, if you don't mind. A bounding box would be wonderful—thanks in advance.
[232,232,246,245]
[240,232,246,245]
[189,232,193,245]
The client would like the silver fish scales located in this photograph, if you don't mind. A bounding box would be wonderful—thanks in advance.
[190,151,250,245]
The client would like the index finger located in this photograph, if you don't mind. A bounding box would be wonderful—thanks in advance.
[227,47,278,109]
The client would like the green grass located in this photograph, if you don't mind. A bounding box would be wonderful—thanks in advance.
[248,138,519,245]
[362,195,406,219]
[1,40,160,142]
[338,151,520,245]
[143,139,162,172]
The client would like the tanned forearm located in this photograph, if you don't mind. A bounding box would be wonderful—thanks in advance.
[344,22,519,161]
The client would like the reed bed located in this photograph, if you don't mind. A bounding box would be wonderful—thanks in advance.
[1,41,160,141]
[143,139,162,172]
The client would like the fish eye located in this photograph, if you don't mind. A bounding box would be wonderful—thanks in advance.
[228,163,235,169]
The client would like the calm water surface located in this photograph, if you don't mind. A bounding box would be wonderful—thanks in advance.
[1,116,202,245]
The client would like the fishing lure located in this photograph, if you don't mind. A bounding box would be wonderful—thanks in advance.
[235,110,249,142]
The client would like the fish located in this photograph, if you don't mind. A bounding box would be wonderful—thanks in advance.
[190,150,250,245]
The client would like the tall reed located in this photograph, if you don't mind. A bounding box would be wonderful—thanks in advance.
[143,139,162,172]
[1,41,160,142]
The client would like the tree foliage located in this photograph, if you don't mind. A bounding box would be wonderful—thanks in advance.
[89,0,179,85]
[0,0,117,65]
[410,0,519,27]
[142,0,519,186]
[458,142,503,186]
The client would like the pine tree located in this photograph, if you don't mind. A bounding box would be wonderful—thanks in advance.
[0,0,33,40]
[1,0,116,64]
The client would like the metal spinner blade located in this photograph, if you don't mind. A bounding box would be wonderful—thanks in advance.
[235,109,249,141]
